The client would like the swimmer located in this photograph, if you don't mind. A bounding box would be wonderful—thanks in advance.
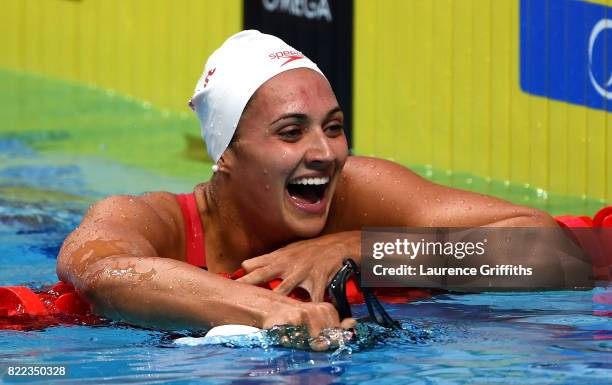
[56,30,591,348]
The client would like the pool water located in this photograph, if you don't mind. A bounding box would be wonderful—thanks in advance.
[1,139,612,384]
[0,71,612,384]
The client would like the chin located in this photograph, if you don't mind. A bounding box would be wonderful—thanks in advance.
[286,216,327,238]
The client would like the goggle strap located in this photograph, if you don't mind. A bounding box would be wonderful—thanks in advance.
[329,258,400,330]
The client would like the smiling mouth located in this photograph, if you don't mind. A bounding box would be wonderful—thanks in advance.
[286,176,330,204]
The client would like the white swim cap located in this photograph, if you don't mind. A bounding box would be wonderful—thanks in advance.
[189,30,326,163]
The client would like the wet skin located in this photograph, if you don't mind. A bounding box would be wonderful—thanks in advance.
[201,68,349,273]
[56,69,591,346]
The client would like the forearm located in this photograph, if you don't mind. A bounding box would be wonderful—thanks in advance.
[363,226,592,291]
[72,255,298,330]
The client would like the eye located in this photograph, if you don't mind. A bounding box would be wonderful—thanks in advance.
[325,123,344,137]
[278,125,302,141]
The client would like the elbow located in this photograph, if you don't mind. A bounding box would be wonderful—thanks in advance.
[56,240,126,304]
[492,207,559,228]
[56,250,111,315]
[57,249,103,298]
[519,208,559,227]
[65,256,131,318]
[56,235,82,287]
[67,255,135,299]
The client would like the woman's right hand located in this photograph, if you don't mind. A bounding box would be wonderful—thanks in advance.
[262,300,356,351]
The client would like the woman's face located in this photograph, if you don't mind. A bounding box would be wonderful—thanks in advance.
[224,68,348,238]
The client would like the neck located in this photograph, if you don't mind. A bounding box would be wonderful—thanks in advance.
[199,178,295,273]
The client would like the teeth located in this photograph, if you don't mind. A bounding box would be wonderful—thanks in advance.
[288,176,330,186]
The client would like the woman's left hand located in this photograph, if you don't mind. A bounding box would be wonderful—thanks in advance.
[236,231,360,302]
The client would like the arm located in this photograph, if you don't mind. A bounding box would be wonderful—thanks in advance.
[57,194,352,336]
[239,156,592,293]
[325,156,557,230]
[331,157,591,289]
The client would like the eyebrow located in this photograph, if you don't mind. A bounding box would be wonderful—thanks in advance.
[269,106,343,125]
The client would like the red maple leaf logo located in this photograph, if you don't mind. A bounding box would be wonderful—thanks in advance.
[281,55,304,66]
[203,68,216,88]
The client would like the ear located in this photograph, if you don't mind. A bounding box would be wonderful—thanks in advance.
[215,151,233,174]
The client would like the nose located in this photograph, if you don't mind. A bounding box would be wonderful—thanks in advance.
[304,128,334,171]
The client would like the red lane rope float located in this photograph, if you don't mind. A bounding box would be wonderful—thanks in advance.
[555,206,612,284]
[0,282,103,331]
[555,206,612,228]
[0,286,47,317]
[593,206,612,228]
[555,215,593,228]
[2,206,610,330]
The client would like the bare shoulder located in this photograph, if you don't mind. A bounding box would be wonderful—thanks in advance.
[83,192,180,230]
[139,191,184,229]
[59,191,186,267]
[326,156,549,230]
[341,155,423,182]
[327,156,422,230]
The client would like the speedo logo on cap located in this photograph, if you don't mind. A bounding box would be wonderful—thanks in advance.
[268,50,305,66]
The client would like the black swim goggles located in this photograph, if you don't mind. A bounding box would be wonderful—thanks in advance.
[327,259,400,329]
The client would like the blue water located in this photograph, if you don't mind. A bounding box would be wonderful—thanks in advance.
[1,139,611,384]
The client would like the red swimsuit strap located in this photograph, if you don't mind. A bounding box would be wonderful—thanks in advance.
[173,195,431,304]
[175,193,206,268]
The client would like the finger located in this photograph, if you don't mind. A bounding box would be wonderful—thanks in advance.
[317,302,341,333]
[321,327,350,350]
[236,266,279,285]
[272,275,300,296]
[309,280,326,303]
[309,335,332,351]
[240,253,274,272]
[340,318,357,329]
[303,303,336,337]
